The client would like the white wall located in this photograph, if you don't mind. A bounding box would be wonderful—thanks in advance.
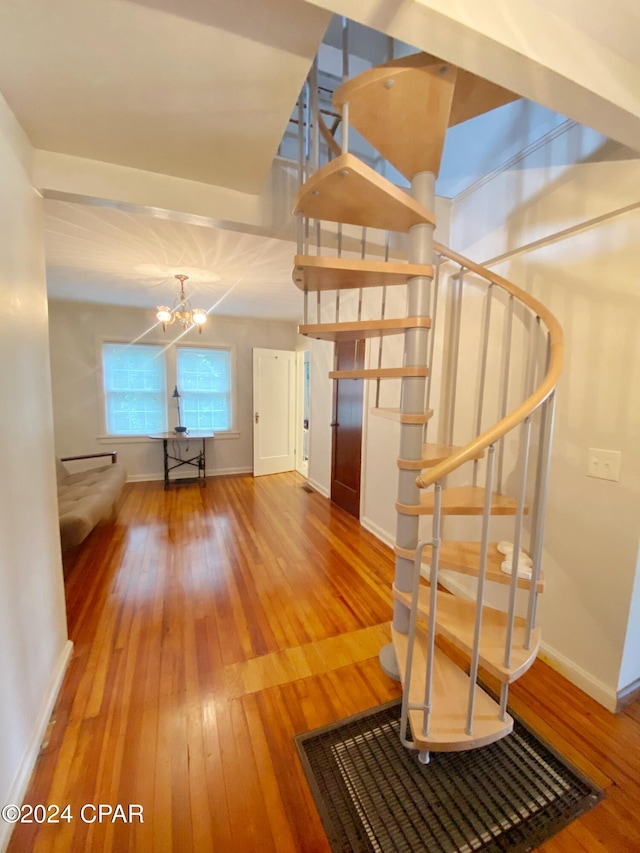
[48,300,299,479]
[450,124,640,708]
[0,94,70,851]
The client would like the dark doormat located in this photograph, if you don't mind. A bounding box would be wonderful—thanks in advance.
[295,699,602,853]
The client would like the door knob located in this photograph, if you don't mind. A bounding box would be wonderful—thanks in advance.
[330,422,339,427]
[255,412,260,424]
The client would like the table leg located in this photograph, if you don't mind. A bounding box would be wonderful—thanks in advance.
[163,439,169,490]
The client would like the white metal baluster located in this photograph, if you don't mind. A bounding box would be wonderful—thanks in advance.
[399,537,433,751]
[309,59,321,257]
[424,256,441,429]
[342,16,349,78]
[357,227,366,321]
[526,387,556,647]
[340,17,349,153]
[466,445,495,734]
[472,284,493,486]
[420,483,442,761]
[503,416,532,670]
[302,79,310,174]
[375,231,390,409]
[528,329,550,578]
[504,315,540,664]
[296,89,304,258]
[341,102,349,154]
[310,60,319,169]
[497,295,514,493]
[335,223,342,324]
[445,269,464,446]
[525,316,541,398]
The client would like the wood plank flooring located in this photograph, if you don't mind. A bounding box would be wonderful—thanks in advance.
[7,472,640,851]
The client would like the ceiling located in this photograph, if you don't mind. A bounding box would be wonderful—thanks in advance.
[43,200,301,320]
[0,0,335,320]
[0,0,329,193]
[1,0,638,322]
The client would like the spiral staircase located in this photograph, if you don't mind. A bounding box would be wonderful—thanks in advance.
[292,52,563,760]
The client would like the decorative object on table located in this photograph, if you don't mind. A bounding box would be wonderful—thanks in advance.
[156,274,207,333]
[172,385,188,433]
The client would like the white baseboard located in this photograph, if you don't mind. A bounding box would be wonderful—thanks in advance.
[1,639,73,853]
[538,642,617,712]
[617,675,640,712]
[360,516,395,550]
[307,478,330,498]
[126,466,252,483]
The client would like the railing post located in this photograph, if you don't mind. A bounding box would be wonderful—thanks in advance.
[341,102,349,154]
[466,445,495,735]
[504,416,532,669]
[379,168,435,680]
[526,389,557,645]
[423,483,442,739]
[424,256,440,437]
[497,294,514,494]
[473,283,493,486]
[441,268,463,448]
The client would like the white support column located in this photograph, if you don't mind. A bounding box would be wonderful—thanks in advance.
[379,171,435,680]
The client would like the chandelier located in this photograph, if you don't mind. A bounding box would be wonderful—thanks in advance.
[156,274,207,333]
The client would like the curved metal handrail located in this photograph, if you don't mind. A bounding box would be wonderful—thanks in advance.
[416,241,564,488]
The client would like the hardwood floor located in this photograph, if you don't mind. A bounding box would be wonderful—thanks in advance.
[7,472,640,851]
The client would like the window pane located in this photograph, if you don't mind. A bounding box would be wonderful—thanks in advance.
[177,347,232,432]
[103,343,166,435]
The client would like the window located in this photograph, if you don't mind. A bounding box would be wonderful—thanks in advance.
[177,347,232,431]
[102,343,167,435]
[101,342,235,437]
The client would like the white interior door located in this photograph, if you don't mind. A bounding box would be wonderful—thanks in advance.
[295,348,310,478]
[253,348,296,477]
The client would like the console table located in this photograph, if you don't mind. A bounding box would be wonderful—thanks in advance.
[148,431,214,489]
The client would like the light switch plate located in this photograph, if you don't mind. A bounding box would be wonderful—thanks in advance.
[587,448,621,482]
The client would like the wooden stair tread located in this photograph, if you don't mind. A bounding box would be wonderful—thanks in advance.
[449,66,520,127]
[292,153,436,232]
[393,586,540,683]
[397,486,525,516]
[300,317,431,342]
[334,52,518,179]
[292,255,434,292]
[392,626,513,751]
[397,442,484,470]
[330,366,428,380]
[395,541,545,593]
[334,53,457,180]
[370,407,433,424]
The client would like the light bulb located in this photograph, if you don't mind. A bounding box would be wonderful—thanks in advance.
[156,307,172,324]
[192,309,207,325]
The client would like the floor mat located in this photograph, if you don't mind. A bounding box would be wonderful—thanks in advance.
[295,699,602,852]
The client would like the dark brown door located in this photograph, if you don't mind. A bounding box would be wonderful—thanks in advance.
[331,340,364,518]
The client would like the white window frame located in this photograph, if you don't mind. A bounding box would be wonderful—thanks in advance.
[175,344,236,434]
[97,338,238,442]
[101,341,168,437]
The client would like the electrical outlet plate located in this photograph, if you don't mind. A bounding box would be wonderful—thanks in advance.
[587,448,621,482]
